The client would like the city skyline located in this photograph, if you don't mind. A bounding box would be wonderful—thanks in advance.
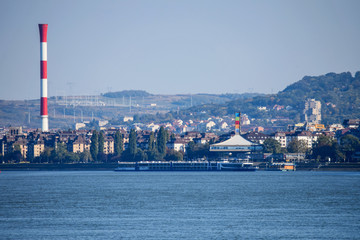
[1,0,360,100]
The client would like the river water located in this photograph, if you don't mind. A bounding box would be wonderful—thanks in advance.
[0,171,359,239]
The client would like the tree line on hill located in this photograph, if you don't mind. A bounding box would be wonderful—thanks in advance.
[174,71,360,125]
[114,72,360,127]
[102,90,152,98]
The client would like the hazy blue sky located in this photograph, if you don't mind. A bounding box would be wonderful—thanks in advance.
[0,0,359,100]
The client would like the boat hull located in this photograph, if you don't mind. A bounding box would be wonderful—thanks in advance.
[115,162,258,172]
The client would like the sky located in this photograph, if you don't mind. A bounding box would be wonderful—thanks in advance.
[0,0,359,100]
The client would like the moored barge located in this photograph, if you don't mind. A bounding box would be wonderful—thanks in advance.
[114,161,257,171]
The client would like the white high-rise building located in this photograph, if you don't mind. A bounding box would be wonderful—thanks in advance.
[304,99,321,124]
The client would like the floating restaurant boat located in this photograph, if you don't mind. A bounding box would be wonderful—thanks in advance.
[210,112,263,153]
[114,161,258,172]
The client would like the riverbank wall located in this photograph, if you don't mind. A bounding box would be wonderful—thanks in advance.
[1,162,360,171]
[0,163,118,171]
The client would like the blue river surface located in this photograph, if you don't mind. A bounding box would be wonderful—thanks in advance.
[0,171,359,239]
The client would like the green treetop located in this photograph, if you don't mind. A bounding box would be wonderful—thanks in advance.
[90,130,99,161]
[114,130,123,156]
[157,126,167,158]
[263,138,282,154]
[287,139,308,153]
[127,128,137,160]
[98,131,105,154]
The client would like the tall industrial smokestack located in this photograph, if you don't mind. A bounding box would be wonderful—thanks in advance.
[39,24,48,131]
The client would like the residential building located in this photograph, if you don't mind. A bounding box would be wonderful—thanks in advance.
[103,136,114,154]
[206,121,216,130]
[304,99,321,124]
[123,116,134,122]
[27,140,45,159]
[69,136,90,153]
[167,139,187,152]
[242,114,250,125]
[271,132,287,148]
[327,124,344,132]
[219,121,228,130]
[9,127,23,136]
[287,131,317,149]
[243,131,269,144]
[343,119,360,129]
[14,139,28,159]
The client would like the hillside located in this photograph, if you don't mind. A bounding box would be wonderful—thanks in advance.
[182,71,360,125]
[1,71,358,129]
[0,92,261,129]
[278,72,360,123]
[101,91,262,106]
[102,90,152,98]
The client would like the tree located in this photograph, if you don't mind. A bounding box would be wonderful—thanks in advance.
[13,144,23,162]
[97,152,107,163]
[98,131,105,154]
[287,139,308,153]
[52,143,68,164]
[170,133,176,142]
[165,149,184,161]
[186,141,209,160]
[263,138,281,154]
[146,150,163,161]
[157,126,167,158]
[114,130,123,156]
[65,152,80,163]
[40,147,53,163]
[124,128,137,161]
[97,131,106,162]
[339,134,360,162]
[90,130,99,161]
[186,141,196,160]
[148,131,156,151]
[314,135,333,147]
[146,131,160,160]
[334,143,346,162]
[79,151,92,163]
[135,149,148,162]
[5,144,22,163]
[312,135,336,161]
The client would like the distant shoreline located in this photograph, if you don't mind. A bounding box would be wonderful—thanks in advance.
[1,162,360,172]
[0,163,118,171]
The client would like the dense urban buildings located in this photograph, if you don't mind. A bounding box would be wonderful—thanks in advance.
[1,117,359,163]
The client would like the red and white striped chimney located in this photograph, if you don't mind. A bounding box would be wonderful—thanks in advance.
[39,24,48,131]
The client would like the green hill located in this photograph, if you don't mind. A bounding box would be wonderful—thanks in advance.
[102,90,152,98]
[183,71,360,125]
[1,71,358,128]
